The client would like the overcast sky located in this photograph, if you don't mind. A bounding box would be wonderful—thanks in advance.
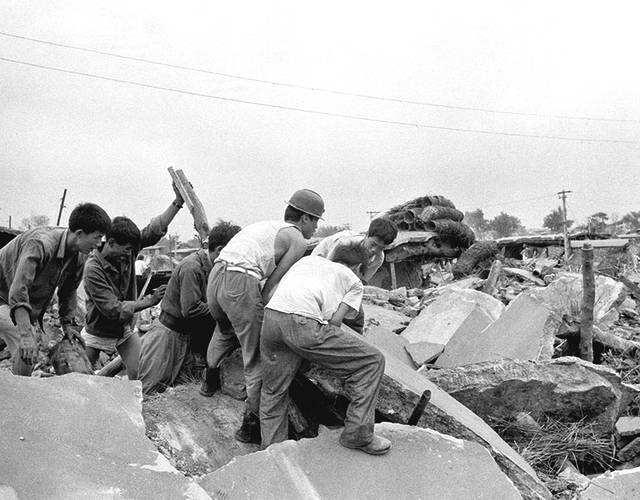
[1,1,639,238]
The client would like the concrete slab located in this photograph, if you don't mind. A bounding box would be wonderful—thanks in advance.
[581,467,640,499]
[616,416,640,438]
[199,423,522,499]
[401,288,504,346]
[435,293,559,366]
[435,306,495,367]
[405,341,445,366]
[362,303,414,368]
[307,330,551,498]
[0,372,207,499]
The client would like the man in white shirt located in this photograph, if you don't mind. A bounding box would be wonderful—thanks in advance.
[312,217,398,333]
[260,242,390,455]
[205,189,325,444]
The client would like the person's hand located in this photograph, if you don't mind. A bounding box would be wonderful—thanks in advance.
[172,182,184,206]
[16,325,38,364]
[150,284,167,305]
[63,323,85,347]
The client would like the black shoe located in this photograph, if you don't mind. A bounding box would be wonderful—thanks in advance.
[235,411,261,444]
[199,367,220,397]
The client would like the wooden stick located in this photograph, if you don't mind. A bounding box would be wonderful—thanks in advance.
[168,167,210,240]
[580,243,595,362]
[389,262,398,289]
[482,260,502,295]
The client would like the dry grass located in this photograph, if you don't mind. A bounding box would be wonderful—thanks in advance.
[492,415,616,477]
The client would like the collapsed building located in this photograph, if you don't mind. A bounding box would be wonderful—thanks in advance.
[3,192,640,498]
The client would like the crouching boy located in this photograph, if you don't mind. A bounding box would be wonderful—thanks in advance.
[259,242,390,455]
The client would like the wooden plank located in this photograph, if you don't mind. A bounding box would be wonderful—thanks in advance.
[168,167,210,240]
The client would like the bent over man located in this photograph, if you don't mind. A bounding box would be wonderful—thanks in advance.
[204,189,324,444]
[138,220,241,395]
[312,217,397,333]
[82,187,184,378]
[260,242,389,455]
[0,203,110,375]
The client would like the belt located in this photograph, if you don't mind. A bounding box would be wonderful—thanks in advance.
[224,265,261,280]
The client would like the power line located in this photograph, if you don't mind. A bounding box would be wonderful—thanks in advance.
[3,56,638,145]
[1,30,638,124]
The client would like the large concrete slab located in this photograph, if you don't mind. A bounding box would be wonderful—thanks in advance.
[401,288,504,346]
[435,306,495,367]
[0,372,207,499]
[199,423,522,499]
[581,467,640,499]
[306,330,551,498]
[436,293,559,366]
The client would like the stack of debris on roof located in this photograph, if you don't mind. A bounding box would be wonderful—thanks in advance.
[368,194,477,289]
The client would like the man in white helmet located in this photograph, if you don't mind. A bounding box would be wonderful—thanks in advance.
[203,189,324,444]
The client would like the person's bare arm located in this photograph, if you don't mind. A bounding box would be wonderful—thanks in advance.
[261,228,306,302]
[329,302,357,327]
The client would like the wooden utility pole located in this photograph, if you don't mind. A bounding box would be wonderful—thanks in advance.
[56,189,67,226]
[557,189,572,262]
[8,215,11,229]
[579,242,595,362]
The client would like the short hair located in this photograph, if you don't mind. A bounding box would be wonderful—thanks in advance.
[137,254,145,261]
[68,203,111,234]
[368,217,398,245]
[330,241,369,268]
[208,220,241,251]
[107,216,141,248]
[284,205,305,222]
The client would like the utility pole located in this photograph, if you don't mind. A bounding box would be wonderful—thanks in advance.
[366,210,381,221]
[557,189,572,262]
[8,215,11,229]
[56,189,67,226]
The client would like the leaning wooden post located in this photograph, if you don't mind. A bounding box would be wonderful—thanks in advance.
[580,243,595,362]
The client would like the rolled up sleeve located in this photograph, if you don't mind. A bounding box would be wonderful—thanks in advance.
[140,215,169,249]
[8,240,44,323]
[84,262,135,324]
[341,280,364,313]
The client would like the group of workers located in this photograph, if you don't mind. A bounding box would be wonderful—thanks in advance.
[0,184,399,455]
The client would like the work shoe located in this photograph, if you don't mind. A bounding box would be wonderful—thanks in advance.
[199,367,220,397]
[340,434,391,456]
[235,411,261,444]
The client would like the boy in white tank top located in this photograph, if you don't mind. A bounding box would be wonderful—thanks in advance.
[204,189,324,444]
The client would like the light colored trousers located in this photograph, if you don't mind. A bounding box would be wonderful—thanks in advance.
[207,262,264,415]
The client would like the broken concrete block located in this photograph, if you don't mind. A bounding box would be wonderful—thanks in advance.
[363,285,390,302]
[557,462,590,490]
[361,304,414,368]
[0,372,206,498]
[405,341,444,366]
[619,436,640,462]
[436,293,559,367]
[526,272,626,323]
[199,423,522,499]
[581,467,640,499]
[425,357,639,436]
[143,382,259,475]
[306,329,551,498]
[402,288,504,346]
[616,416,640,439]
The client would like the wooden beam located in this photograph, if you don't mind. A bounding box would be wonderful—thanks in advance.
[168,167,210,240]
[580,243,595,362]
